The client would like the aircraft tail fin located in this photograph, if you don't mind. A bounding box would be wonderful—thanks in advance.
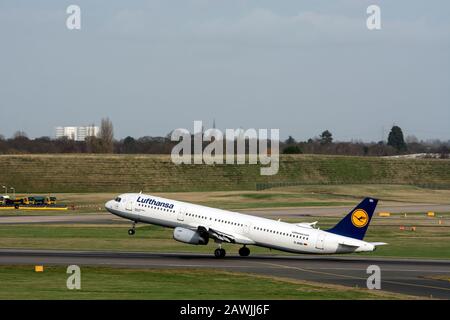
[326,198,378,240]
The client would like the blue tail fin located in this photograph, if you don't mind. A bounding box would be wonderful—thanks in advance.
[326,198,378,240]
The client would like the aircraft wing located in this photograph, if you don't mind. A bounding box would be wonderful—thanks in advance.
[293,221,318,229]
[196,226,255,245]
[207,227,236,243]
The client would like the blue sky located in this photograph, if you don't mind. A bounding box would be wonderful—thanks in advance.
[0,0,449,141]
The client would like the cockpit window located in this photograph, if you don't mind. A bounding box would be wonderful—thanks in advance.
[114,197,122,202]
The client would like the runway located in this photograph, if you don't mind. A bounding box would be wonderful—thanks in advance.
[0,249,449,299]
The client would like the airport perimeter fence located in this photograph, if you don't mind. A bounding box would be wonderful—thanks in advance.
[255,182,450,191]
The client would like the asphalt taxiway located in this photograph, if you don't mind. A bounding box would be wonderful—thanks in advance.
[0,203,449,224]
[0,249,449,299]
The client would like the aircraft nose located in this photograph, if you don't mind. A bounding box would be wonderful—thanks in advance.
[105,200,113,211]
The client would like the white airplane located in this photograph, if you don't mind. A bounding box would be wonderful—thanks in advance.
[105,194,386,258]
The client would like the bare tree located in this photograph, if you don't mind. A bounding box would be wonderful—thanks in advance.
[99,118,114,153]
[405,135,419,144]
[13,131,28,139]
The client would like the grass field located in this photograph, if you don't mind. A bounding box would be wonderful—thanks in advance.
[0,266,414,299]
[2,184,450,215]
[2,155,449,300]
[1,184,449,258]
[1,191,448,301]
[1,154,450,193]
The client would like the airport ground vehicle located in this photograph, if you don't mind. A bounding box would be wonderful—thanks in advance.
[46,197,57,205]
[0,195,57,207]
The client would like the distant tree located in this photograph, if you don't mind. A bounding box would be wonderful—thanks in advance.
[123,136,137,153]
[439,145,449,159]
[36,136,51,142]
[405,135,419,144]
[283,145,302,154]
[99,118,114,153]
[284,136,296,145]
[320,130,333,145]
[85,136,101,153]
[55,136,78,153]
[13,131,28,139]
[387,126,407,152]
[363,145,369,155]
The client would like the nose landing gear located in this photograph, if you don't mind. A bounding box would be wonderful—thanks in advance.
[214,243,226,258]
[214,248,226,258]
[128,221,136,235]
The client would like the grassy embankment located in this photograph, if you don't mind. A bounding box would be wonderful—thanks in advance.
[1,154,450,193]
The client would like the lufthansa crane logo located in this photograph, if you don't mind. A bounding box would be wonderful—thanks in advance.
[351,209,369,228]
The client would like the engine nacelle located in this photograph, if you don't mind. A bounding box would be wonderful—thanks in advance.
[173,227,209,245]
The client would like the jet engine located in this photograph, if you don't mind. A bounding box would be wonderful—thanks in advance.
[173,227,209,245]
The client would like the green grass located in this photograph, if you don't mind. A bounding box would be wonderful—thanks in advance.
[202,201,354,210]
[0,266,411,299]
[363,226,450,259]
[1,221,449,259]
[2,184,450,217]
[1,154,450,193]
[5,182,450,216]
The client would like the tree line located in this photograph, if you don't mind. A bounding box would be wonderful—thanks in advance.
[0,123,448,158]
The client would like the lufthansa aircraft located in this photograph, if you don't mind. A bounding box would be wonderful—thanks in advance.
[105,194,386,258]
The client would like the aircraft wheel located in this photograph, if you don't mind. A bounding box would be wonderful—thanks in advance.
[214,248,226,258]
[128,229,135,236]
[239,246,250,257]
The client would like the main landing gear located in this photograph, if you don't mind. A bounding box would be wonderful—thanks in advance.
[239,246,250,257]
[213,246,251,258]
[128,221,136,236]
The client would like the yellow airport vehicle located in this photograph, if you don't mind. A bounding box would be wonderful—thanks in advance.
[1,195,62,210]
[21,197,33,205]
[44,196,57,205]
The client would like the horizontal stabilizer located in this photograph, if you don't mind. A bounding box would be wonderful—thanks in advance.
[370,242,388,246]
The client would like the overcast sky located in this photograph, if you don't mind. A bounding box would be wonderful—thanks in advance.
[0,0,449,141]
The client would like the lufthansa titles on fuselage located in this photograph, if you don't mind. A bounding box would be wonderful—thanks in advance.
[136,196,174,209]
